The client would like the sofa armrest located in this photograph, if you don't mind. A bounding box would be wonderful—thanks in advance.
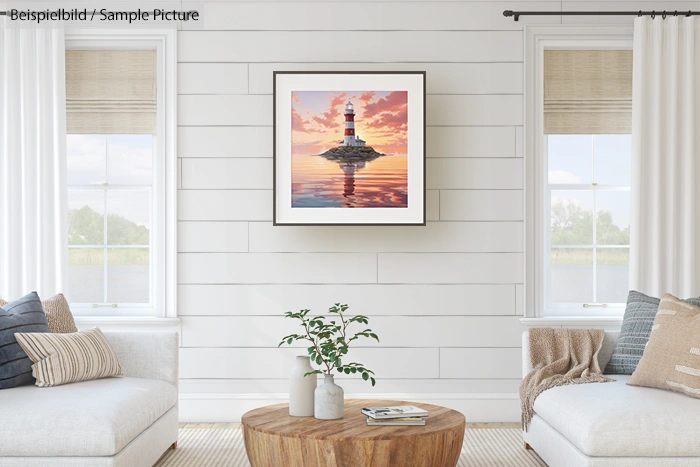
[103,331,179,390]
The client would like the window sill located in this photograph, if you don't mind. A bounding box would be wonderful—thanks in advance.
[520,316,622,330]
[74,316,181,333]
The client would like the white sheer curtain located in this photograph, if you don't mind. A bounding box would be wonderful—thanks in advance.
[0,20,68,300]
[630,17,700,297]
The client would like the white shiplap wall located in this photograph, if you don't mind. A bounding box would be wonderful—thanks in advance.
[178,0,697,422]
[174,0,550,423]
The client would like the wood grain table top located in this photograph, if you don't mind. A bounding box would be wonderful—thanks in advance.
[241,399,466,441]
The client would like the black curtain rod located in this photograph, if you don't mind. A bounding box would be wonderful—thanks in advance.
[504,10,700,21]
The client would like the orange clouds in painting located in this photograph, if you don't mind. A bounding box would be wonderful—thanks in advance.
[292,90,408,155]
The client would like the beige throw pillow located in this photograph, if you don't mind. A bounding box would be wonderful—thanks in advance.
[629,293,700,398]
[14,327,123,387]
[0,293,77,333]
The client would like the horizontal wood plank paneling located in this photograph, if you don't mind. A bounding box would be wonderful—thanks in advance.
[249,63,523,95]
[169,0,548,423]
[516,284,524,316]
[178,127,273,158]
[440,190,524,221]
[178,31,524,63]
[178,63,248,94]
[180,347,440,379]
[178,190,272,221]
[427,127,516,158]
[440,348,523,379]
[427,159,524,189]
[178,253,377,284]
[427,95,523,126]
[182,2,559,31]
[178,284,516,316]
[179,95,272,126]
[180,316,523,348]
[178,222,249,253]
[182,159,273,189]
[248,221,523,253]
[426,190,440,221]
[378,253,524,284]
[179,378,521,396]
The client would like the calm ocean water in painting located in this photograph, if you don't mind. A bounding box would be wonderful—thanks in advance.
[292,154,408,208]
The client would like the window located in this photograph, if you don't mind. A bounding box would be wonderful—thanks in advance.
[524,27,634,319]
[67,134,154,307]
[546,134,631,313]
[64,30,177,317]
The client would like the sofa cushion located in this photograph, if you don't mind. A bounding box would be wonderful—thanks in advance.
[16,327,123,387]
[0,377,177,456]
[0,294,78,333]
[605,291,700,375]
[41,293,78,333]
[533,375,700,457]
[0,292,51,389]
[629,293,700,399]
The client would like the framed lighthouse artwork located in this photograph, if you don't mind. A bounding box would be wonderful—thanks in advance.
[273,71,426,225]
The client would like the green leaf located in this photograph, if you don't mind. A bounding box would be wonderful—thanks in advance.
[351,368,357,374]
[316,355,323,365]
[370,377,376,386]
[344,368,351,374]
[287,338,293,345]
[362,372,369,381]
[335,358,342,367]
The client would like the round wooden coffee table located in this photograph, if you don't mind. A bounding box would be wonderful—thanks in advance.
[241,399,465,467]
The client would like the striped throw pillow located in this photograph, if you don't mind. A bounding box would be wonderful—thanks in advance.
[629,294,700,398]
[0,292,51,389]
[605,291,700,374]
[14,327,123,387]
[1,294,77,334]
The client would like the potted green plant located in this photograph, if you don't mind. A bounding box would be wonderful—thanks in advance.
[279,303,379,420]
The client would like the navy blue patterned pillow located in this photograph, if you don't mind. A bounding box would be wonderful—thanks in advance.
[0,292,50,389]
[605,291,700,374]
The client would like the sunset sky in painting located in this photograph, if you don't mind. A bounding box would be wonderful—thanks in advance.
[291,90,408,156]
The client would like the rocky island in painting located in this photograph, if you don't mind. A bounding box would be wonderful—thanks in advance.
[291,91,408,208]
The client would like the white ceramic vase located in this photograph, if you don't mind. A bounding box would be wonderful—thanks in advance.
[314,374,344,420]
[289,356,317,417]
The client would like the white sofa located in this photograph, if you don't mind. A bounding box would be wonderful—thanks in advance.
[0,331,179,467]
[523,331,700,467]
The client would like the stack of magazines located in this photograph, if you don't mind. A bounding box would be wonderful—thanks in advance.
[361,405,428,426]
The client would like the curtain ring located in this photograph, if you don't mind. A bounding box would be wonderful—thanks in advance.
[662,11,667,19]
[687,10,692,17]
[674,10,678,17]
[638,10,642,17]
[651,10,655,19]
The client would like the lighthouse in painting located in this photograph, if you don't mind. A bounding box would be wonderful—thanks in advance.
[339,100,366,147]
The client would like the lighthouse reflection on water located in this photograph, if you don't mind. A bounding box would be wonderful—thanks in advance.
[339,160,366,198]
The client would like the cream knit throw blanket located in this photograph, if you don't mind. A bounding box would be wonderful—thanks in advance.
[520,328,614,431]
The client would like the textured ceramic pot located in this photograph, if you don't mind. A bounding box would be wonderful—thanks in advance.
[289,356,317,417]
[314,374,344,420]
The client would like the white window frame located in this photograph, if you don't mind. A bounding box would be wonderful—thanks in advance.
[523,25,632,321]
[65,29,177,319]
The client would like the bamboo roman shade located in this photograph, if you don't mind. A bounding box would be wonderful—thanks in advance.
[66,50,156,134]
[544,50,632,134]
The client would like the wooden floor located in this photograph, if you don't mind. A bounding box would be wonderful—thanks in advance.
[180,422,520,429]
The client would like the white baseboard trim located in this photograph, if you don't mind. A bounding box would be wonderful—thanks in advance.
[179,392,520,423]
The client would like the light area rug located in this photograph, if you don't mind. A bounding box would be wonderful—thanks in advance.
[155,424,546,467]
